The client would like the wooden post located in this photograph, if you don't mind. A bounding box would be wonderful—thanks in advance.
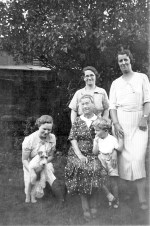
[148,0,150,79]
[146,0,150,190]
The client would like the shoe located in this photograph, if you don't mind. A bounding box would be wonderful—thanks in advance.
[83,210,91,222]
[139,201,148,210]
[91,208,97,218]
[107,193,115,207]
[113,199,119,209]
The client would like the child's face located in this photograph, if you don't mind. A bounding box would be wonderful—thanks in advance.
[94,127,107,139]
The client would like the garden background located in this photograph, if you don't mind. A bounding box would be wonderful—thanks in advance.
[0,0,149,225]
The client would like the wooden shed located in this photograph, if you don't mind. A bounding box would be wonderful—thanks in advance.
[0,65,59,153]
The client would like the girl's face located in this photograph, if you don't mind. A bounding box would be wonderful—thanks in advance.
[81,97,94,115]
[95,127,107,139]
[84,70,96,86]
[118,54,132,74]
[38,123,53,139]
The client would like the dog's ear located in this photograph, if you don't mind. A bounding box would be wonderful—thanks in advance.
[46,150,49,156]
[38,150,42,156]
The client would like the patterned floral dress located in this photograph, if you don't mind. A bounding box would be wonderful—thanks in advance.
[65,117,108,195]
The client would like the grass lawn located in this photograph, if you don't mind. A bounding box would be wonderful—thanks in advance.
[0,155,149,226]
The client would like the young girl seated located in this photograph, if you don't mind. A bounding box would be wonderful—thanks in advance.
[92,117,124,208]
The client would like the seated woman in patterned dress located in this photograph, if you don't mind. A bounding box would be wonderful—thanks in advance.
[65,94,108,222]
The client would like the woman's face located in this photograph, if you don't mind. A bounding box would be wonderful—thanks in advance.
[84,70,96,86]
[81,97,94,115]
[38,123,53,139]
[118,54,132,73]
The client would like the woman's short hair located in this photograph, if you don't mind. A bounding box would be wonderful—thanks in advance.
[93,117,111,130]
[36,115,53,127]
[82,66,99,77]
[117,49,134,65]
[80,94,94,103]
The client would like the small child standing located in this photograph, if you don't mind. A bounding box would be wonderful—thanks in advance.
[92,117,123,208]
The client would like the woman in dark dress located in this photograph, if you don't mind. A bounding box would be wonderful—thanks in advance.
[65,94,108,221]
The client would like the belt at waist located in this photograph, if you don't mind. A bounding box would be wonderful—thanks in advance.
[116,105,143,112]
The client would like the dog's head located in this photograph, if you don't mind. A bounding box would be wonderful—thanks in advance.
[37,146,48,166]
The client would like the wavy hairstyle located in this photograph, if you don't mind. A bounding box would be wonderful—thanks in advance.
[35,115,53,128]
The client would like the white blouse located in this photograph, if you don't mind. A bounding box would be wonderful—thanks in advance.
[80,114,97,128]
[109,72,150,112]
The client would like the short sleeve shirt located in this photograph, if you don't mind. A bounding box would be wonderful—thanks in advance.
[22,131,56,159]
[97,134,119,154]
[69,86,109,116]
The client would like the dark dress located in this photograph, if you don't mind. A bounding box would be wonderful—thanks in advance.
[65,117,108,195]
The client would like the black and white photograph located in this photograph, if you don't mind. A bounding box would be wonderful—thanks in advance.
[0,0,149,225]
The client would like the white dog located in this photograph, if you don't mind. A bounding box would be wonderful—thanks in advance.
[26,144,50,203]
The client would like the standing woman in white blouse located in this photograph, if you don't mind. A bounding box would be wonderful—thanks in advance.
[69,66,109,124]
[109,49,150,210]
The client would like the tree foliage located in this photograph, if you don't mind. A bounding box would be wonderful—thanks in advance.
[0,0,148,87]
[0,0,149,147]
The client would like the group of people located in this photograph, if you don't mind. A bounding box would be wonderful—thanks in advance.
[22,49,150,221]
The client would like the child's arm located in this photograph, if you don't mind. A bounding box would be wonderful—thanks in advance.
[92,137,99,155]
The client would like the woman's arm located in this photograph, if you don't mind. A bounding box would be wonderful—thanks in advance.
[110,109,124,138]
[71,140,88,163]
[70,110,77,125]
[139,102,150,131]
[102,109,109,119]
[116,137,124,152]
[102,90,109,119]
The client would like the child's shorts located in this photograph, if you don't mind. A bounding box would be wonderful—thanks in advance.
[98,153,119,176]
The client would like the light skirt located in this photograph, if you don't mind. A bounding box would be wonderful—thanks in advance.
[117,109,148,181]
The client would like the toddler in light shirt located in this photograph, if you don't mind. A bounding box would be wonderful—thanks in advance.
[92,117,124,208]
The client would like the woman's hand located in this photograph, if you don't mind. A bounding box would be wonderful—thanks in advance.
[114,123,124,138]
[94,136,99,144]
[139,117,148,131]
[111,150,117,169]
[78,154,88,164]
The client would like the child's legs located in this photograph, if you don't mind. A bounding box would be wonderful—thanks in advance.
[107,156,119,199]
[102,184,111,196]
[110,176,119,199]
[99,155,115,200]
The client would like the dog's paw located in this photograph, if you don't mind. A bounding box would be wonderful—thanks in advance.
[31,198,37,203]
[25,197,30,203]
